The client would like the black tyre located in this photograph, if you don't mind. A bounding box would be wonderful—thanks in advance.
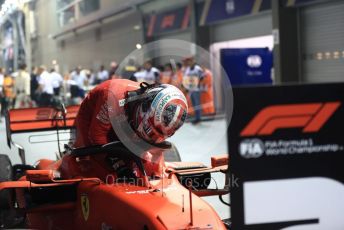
[163,143,181,162]
[0,154,12,209]
[0,157,27,229]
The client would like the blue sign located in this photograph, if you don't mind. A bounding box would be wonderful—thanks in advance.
[198,0,318,26]
[221,48,273,85]
[199,0,271,25]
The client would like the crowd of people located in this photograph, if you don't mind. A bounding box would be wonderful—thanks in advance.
[0,56,215,124]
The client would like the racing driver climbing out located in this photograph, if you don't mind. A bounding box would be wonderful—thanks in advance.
[58,79,188,180]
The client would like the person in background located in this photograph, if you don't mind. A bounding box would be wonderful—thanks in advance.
[160,63,173,84]
[10,68,18,107]
[62,71,75,105]
[2,70,15,113]
[142,60,160,84]
[70,66,87,99]
[109,61,118,79]
[157,65,164,73]
[37,65,54,106]
[183,56,204,125]
[50,68,63,96]
[11,69,18,78]
[121,58,137,81]
[14,63,31,108]
[30,67,40,106]
[0,68,4,121]
[133,66,145,83]
[171,62,183,89]
[86,69,96,85]
[200,65,215,115]
[96,65,109,83]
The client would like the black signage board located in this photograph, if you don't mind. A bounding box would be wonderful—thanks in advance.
[229,83,344,229]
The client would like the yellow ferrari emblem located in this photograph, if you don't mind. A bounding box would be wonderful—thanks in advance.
[81,194,90,221]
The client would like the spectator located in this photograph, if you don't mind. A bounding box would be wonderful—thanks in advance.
[86,69,96,85]
[11,69,18,78]
[200,65,215,115]
[70,66,87,99]
[157,65,164,73]
[37,65,54,106]
[14,63,31,108]
[50,68,63,96]
[0,68,4,120]
[121,58,137,81]
[183,56,204,124]
[133,66,145,83]
[109,61,118,79]
[160,63,173,84]
[171,62,183,89]
[141,60,160,84]
[30,67,40,105]
[96,65,109,83]
[2,70,15,114]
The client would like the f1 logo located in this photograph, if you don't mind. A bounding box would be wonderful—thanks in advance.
[161,14,175,29]
[241,102,340,136]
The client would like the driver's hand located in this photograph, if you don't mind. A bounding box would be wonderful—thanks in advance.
[106,156,137,182]
[106,156,124,171]
[142,151,163,177]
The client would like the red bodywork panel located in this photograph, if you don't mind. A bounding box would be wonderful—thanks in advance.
[1,153,227,229]
[6,105,79,149]
[7,105,79,133]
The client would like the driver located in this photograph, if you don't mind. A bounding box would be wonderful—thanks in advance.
[68,79,187,179]
[73,79,188,148]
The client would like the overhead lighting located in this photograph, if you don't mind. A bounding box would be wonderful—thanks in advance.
[133,25,141,30]
[136,43,142,49]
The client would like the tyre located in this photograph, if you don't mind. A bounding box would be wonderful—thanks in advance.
[163,143,181,162]
[0,154,12,209]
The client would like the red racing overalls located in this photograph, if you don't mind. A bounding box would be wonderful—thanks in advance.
[74,79,140,148]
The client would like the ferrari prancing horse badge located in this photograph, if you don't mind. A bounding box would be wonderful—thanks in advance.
[81,194,90,221]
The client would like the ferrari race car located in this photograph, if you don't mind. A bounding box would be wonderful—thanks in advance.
[0,105,230,229]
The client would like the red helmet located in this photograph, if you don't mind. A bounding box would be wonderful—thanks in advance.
[131,84,188,144]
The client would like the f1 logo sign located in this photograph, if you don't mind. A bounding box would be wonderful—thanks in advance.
[241,102,340,137]
[161,14,175,28]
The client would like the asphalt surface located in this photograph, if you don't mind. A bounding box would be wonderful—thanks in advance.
[0,116,230,220]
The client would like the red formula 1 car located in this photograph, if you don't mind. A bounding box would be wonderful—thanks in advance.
[0,105,230,229]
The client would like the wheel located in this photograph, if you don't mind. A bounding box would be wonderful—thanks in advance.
[0,154,12,209]
[163,143,181,162]
[0,154,13,228]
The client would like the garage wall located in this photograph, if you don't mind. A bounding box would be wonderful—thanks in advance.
[300,1,344,83]
[32,1,143,74]
[31,0,59,68]
[155,30,191,42]
[210,12,272,43]
[153,30,192,65]
[55,12,143,73]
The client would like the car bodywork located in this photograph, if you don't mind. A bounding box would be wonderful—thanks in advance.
[0,105,229,229]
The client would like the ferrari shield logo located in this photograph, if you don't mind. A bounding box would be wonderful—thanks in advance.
[81,194,90,221]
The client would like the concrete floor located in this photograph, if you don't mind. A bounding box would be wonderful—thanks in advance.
[0,117,230,220]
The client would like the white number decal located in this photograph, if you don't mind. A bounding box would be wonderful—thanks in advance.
[244,177,344,230]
